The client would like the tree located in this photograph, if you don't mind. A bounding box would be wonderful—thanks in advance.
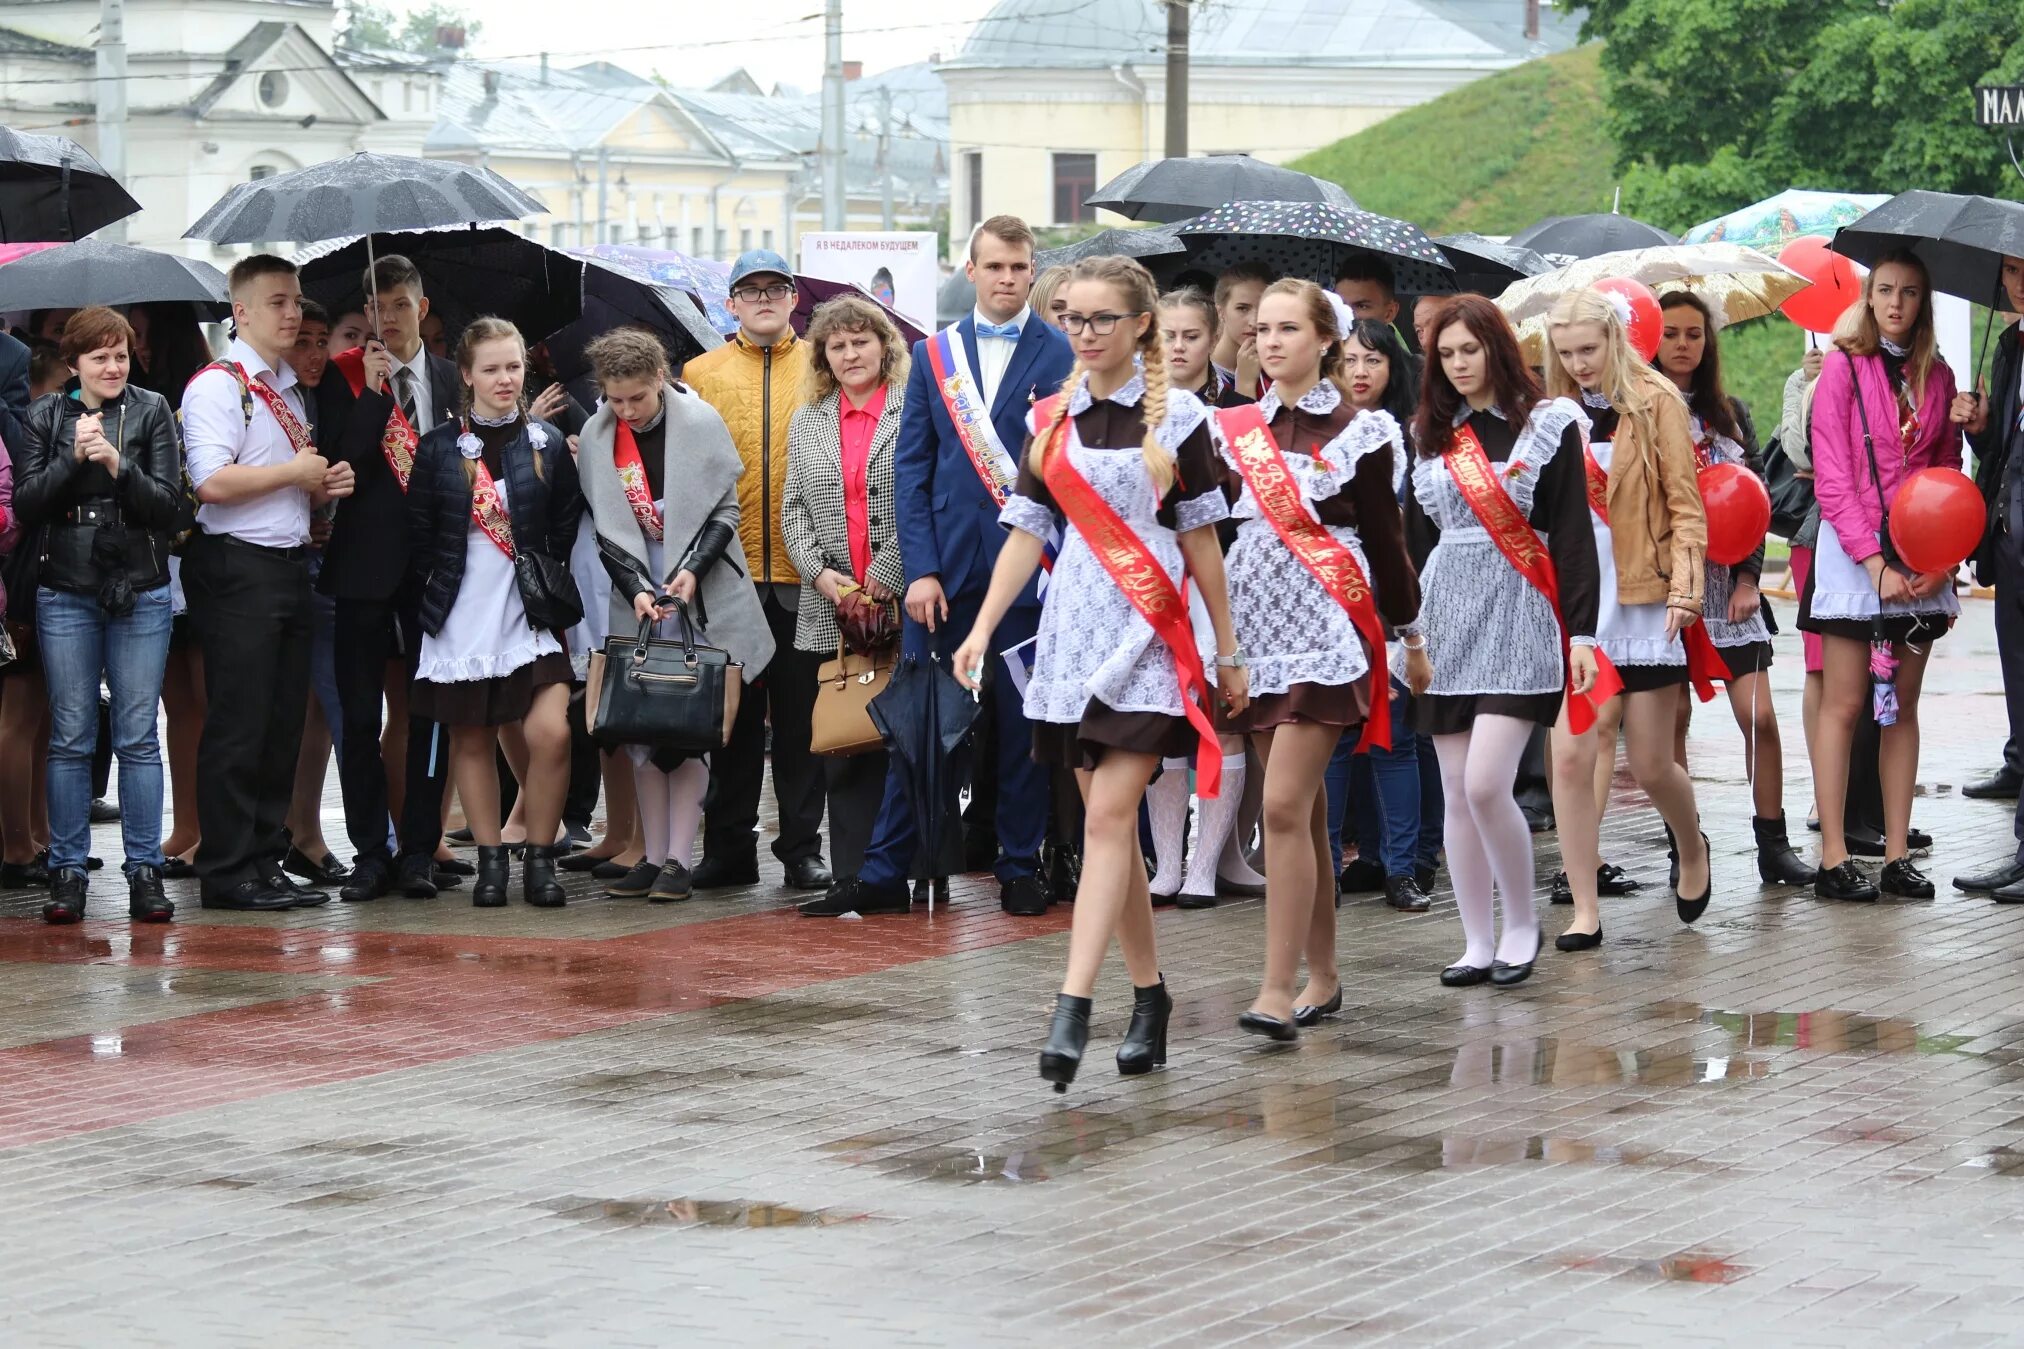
[338,2,483,57]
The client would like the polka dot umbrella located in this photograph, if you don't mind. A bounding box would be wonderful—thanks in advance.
[1164,201,1456,294]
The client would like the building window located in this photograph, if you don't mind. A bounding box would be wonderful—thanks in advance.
[1052,153,1096,224]
[550,222,564,248]
[963,150,982,232]
[249,163,277,181]
[740,227,753,253]
[762,229,774,252]
[257,72,289,108]
[714,228,727,258]
[692,227,705,255]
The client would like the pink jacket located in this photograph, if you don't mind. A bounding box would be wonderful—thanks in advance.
[1811,348,1961,565]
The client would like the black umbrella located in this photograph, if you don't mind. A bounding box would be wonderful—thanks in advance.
[1432,232,1555,295]
[1088,155,1356,223]
[1166,200,1456,294]
[1035,224,1186,273]
[0,239,228,311]
[185,152,544,247]
[1830,190,2024,311]
[1508,212,1680,260]
[866,653,979,884]
[295,227,583,352]
[543,258,723,389]
[0,126,141,243]
[937,270,975,327]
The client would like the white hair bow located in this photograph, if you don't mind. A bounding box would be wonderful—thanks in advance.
[1323,289,1357,341]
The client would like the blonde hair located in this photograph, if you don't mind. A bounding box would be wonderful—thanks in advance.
[1026,255,1175,494]
[1832,247,1938,399]
[1258,278,1350,393]
[456,315,541,483]
[1542,287,1681,453]
[802,295,910,402]
[1030,265,1070,323]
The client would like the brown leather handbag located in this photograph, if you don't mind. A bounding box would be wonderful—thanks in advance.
[811,639,893,756]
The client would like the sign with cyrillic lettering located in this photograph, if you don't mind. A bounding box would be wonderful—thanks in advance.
[1976,85,2024,127]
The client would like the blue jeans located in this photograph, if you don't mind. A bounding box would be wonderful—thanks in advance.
[37,583,174,874]
[1324,679,1442,877]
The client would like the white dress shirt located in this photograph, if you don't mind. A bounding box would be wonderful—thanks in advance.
[971,304,1031,410]
[183,336,313,548]
[393,343,435,430]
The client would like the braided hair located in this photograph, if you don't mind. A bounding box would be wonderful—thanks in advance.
[1027,254,1176,494]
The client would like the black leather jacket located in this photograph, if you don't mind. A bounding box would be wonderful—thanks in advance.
[14,386,185,595]
[406,417,582,635]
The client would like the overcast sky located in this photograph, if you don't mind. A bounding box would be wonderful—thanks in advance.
[401,0,993,90]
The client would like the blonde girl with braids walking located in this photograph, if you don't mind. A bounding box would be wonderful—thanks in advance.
[952,255,1246,1091]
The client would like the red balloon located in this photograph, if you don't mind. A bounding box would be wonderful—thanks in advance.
[1593,276,1663,361]
[1889,467,1985,575]
[1698,463,1772,567]
[1777,236,1863,334]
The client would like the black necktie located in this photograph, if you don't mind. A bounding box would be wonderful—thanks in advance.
[396,367,419,428]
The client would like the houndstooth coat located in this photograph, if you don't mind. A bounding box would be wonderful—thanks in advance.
[781,385,906,654]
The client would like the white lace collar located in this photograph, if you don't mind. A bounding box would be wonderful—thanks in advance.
[1067,370,1146,415]
[1258,380,1341,419]
[1579,388,1613,410]
[1880,335,1910,358]
[1450,402,1509,427]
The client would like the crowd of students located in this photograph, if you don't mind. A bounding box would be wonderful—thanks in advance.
[0,214,2014,1092]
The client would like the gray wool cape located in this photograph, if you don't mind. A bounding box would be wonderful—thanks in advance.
[577,383,776,681]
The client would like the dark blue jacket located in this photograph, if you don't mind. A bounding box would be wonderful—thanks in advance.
[893,314,1073,606]
[0,330,29,457]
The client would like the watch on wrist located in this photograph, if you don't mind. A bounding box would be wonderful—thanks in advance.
[1215,647,1247,670]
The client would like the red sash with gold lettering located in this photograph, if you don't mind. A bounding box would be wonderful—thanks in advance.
[1448,422,1621,734]
[1585,435,1721,701]
[1035,394,1222,797]
[331,347,418,491]
[460,420,516,561]
[1217,404,1392,751]
[191,361,314,455]
[613,418,664,542]
[1582,445,1609,521]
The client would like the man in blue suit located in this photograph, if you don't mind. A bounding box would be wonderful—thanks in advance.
[803,214,1074,917]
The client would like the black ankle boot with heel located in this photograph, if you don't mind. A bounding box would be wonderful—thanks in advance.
[1039,994,1092,1091]
[1753,813,1814,886]
[473,845,510,908]
[523,844,567,908]
[1116,980,1172,1076]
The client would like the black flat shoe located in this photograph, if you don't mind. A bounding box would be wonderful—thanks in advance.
[1675,831,1711,925]
[282,847,349,885]
[1440,963,1491,987]
[1963,768,2023,800]
[1814,858,1878,902]
[340,856,391,903]
[434,857,476,877]
[1555,924,1603,952]
[604,860,662,898]
[260,863,329,908]
[1954,858,2024,893]
[1116,979,1172,1075]
[647,860,693,903]
[1491,933,1543,987]
[397,853,440,899]
[1548,870,1572,905]
[1844,827,1886,858]
[1039,993,1092,1091]
[1291,988,1342,1028]
[0,858,50,889]
[1175,887,1218,910]
[799,877,910,917]
[1908,827,1932,852]
[558,850,617,873]
[783,855,834,891]
[447,827,475,844]
[1383,876,1430,912]
[590,859,632,881]
[1237,1009,1299,1043]
[1879,857,1935,900]
[1596,862,1640,895]
[160,857,196,880]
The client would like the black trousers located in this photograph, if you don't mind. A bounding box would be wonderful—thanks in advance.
[563,683,600,832]
[824,749,888,879]
[2001,538,2024,846]
[703,590,826,864]
[185,532,313,889]
[332,595,448,864]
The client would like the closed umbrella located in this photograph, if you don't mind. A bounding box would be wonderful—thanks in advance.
[866,653,978,896]
[1166,201,1456,294]
[1035,224,1186,273]
[0,240,228,311]
[1509,212,1680,261]
[0,126,141,242]
[1089,155,1356,223]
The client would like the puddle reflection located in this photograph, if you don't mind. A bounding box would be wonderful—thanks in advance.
[547,1196,875,1228]
[1649,1003,1976,1056]
[1449,1038,1768,1087]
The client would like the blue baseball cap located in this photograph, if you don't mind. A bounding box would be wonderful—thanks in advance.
[728,249,794,290]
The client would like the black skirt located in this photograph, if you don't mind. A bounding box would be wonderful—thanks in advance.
[1718,641,1773,677]
[1617,661,1688,693]
[1413,691,1563,736]
[412,651,574,727]
[1794,564,1952,645]
[1031,698,1198,770]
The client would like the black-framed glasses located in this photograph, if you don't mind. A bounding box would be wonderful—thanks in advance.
[1058,310,1143,336]
[731,283,794,303]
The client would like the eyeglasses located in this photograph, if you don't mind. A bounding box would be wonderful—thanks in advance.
[1058,311,1143,336]
[732,283,794,304]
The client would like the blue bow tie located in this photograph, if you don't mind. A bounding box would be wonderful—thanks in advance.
[976,320,1023,340]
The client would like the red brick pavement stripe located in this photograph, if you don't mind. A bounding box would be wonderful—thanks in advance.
[0,903,1072,1150]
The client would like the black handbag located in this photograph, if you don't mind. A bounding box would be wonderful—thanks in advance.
[1761,433,1815,542]
[586,601,744,753]
[513,550,583,632]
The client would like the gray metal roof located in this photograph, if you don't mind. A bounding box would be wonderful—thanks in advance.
[427,59,676,156]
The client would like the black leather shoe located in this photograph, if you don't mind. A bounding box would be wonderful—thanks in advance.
[1292,988,1342,1028]
[283,847,350,885]
[522,845,567,907]
[799,876,910,916]
[446,827,475,844]
[647,860,693,903]
[260,862,329,908]
[1596,862,1640,895]
[558,849,615,873]
[1491,932,1543,987]
[1238,1009,1299,1042]
[1844,827,1886,858]
[1175,888,1218,910]
[160,857,196,880]
[1675,832,1711,925]
[1000,874,1051,916]
[396,853,440,899]
[472,845,511,908]
[127,866,173,923]
[782,855,833,891]
[340,856,391,903]
[434,857,476,877]
[1548,870,1572,905]
[1383,876,1430,912]
[1955,859,2024,893]
[1555,924,1603,952]
[0,858,50,889]
[1908,827,1932,852]
[1879,857,1935,899]
[1337,857,1385,894]
[1815,859,1878,902]
[199,879,296,911]
[590,859,632,881]
[1116,979,1172,1074]
[1440,962,1491,988]
[1754,813,1815,886]
[1990,876,2024,904]
[1045,843,1081,903]
[1039,993,1092,1091]
[604,860,662,898]
[42,868,86,925]
[1414,861,1438,892]
[89,797,121,823]
[693,853,760,889]
[1962,768,2022,800]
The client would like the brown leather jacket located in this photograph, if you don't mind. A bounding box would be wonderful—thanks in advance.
[1606,377,1706,611]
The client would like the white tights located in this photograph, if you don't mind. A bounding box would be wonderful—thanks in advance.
[1432,715,1540,969]
[629,752,708,870]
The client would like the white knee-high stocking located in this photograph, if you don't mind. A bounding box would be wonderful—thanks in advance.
[1146,758,1191,896]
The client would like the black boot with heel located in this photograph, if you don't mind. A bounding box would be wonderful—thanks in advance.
[1753,813,1814,886]
[1039,993,1092,1092]
[473,845,511,908]
[1116,980,1172,1075]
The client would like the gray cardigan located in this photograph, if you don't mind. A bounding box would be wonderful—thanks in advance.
[578,383,776,679]
[780,384,906,654]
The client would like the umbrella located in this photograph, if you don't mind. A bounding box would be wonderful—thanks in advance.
[1508,212,1681,261]
[542,258,724,388]
[1034,224,1186,273]
[1830,190,2024,312]
[937,270,975,327]
[185,152,544,248]
[792,274,928,346]
[295,227,583,351]
[1431,232,1554,294]
[1088,155,1356,223]
[1166,201,1456,294]
[0,127,141,243]
[1686,189,1890,252]
[571,243,733,334]
[866,653,978,888]
[0,239,228,312]
[1497,242,1807,326]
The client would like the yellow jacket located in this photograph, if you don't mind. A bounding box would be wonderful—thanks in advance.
[683,332,811,587]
